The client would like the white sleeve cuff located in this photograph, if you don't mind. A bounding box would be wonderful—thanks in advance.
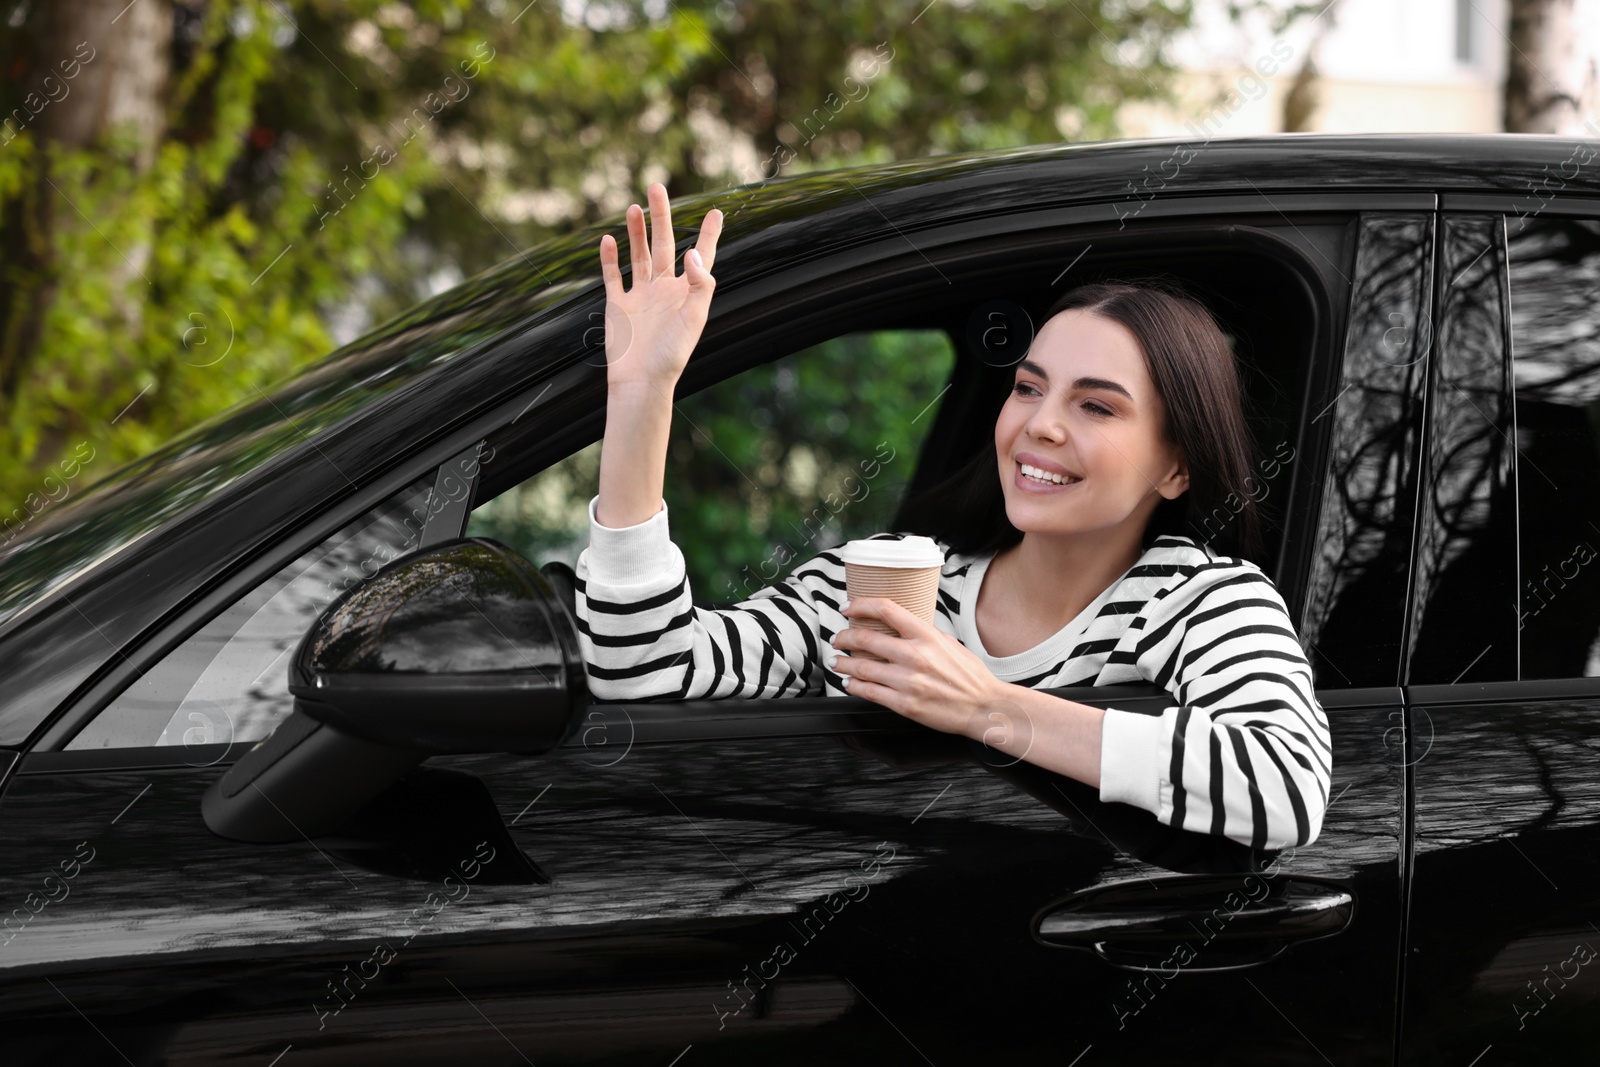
[582,494,678,587]
[1098,707,1170,817]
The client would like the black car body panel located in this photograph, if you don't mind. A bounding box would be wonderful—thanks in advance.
[1,696,1403,1064]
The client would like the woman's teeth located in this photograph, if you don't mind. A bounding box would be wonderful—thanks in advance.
[1021,463,1079,485]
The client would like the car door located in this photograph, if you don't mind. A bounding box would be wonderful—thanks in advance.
[0,196,1410,1066]
[1399,203,1600,1065]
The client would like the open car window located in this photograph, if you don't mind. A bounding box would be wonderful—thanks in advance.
[467,330,960,605]
[471,216,1344,706]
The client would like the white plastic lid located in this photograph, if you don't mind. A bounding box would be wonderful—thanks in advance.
[839,535,944,568]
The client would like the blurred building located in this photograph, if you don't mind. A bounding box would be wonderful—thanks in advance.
[1117,0,1514,136]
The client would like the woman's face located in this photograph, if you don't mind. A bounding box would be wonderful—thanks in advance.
[994,307,1190,543]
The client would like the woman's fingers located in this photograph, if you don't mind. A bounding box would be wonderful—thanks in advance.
[684,247,713,292]
[615,188,721,295]
[841,599,941,673]
[834,613,898,663]
[833,625,879,659]
[599,233,624,301]
[626,202,651,283]
[647,182,676,278]
[857,597,927,640]
[694,208,723,274]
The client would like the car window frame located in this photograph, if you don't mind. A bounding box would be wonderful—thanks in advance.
[1392,209,1519,689]
[474,214,1354,597]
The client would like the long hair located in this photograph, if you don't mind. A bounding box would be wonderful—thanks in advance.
[895,279,1264,563]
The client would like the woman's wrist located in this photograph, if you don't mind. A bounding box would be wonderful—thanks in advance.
[597,377,677,529]
[963,680,1028,745]
[607,374,680,404]
[967,682,1105,789]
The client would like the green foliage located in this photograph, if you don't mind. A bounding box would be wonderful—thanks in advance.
[0,0,460,509]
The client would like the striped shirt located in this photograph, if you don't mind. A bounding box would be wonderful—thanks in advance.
[574,494,1332,851]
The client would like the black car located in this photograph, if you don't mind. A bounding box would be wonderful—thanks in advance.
[0,132,1595,1065]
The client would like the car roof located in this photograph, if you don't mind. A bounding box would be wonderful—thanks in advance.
[0,132,1591,742]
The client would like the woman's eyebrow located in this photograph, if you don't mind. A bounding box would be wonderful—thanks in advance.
[1017,360,1134,402]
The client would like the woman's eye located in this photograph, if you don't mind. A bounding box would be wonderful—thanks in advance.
[1083,400,1113,417]
[1011,382,1040,397]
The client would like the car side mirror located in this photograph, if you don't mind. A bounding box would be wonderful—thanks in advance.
[202,538,587,843]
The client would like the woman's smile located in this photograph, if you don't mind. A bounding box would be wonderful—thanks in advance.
[1014,461,1083,493]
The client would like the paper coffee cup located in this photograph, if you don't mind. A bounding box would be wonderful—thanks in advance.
[838,536,943,663]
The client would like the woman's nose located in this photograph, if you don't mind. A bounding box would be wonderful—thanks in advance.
[1024,405,1068,442]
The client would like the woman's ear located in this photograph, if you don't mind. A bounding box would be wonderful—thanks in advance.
[1158,453,1190,500]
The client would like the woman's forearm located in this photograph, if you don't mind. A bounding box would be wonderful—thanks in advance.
[592,184,722,530]
[596,379,677,529]
[968,683,1105,789]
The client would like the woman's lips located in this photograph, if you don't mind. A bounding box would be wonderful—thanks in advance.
[1014,463,1081,493]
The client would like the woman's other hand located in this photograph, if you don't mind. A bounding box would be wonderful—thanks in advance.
[829,598,1021,743]
[598,182,723,391]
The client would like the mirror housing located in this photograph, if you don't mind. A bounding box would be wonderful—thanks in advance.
[289,538,585,753]
[202,538,586,843]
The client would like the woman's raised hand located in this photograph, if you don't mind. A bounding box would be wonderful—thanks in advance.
[598,182,723,391]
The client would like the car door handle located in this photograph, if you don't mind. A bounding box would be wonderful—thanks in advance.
[1032,875,1355,972]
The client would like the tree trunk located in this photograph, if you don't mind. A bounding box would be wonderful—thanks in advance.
[1280,55,1320,133]
[1504,0,1600,133]
[1280,5,1339,134]
[0,0,171,408]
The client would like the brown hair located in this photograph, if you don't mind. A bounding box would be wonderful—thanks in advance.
[895,279,1264,562]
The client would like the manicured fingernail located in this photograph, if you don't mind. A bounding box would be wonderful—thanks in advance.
[841,599,852,612]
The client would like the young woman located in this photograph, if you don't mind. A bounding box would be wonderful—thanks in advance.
[575,182,1331,852]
